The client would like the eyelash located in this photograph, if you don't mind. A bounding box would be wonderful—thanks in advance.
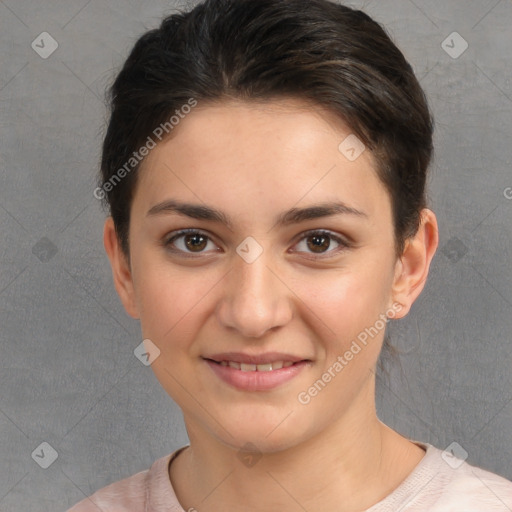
[163,228,350,259]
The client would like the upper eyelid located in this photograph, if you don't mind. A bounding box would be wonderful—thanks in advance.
[165,228,216,244]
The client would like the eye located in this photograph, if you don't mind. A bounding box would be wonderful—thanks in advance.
[163,228,350,259]
[291,230,349,258]
[163,229,219,255]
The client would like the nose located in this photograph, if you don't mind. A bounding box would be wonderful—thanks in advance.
[216,247,293,338]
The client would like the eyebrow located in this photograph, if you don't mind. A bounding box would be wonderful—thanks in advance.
[146,199,368,229]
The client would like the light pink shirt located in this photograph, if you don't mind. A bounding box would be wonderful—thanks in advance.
[68,440,512,511]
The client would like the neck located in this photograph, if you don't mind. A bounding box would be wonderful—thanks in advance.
[169,378,425,512]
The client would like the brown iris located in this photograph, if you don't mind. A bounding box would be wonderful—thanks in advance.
[307,233,331,253]
[184,233,208,252]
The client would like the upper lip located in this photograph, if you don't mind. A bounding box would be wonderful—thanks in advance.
[203,352,310,365]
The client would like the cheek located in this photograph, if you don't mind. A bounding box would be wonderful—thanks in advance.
[294,265,390,343]
[133,263,218,401]
[132,256,224,354]
[292,271,390,415]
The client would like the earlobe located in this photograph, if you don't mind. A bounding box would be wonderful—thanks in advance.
[103,217,140,319]
[390,209,439,319]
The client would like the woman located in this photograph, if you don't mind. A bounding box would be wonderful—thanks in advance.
[69,0,512,510]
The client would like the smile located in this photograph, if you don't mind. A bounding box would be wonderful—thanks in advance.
[214,360,295,371]
[203,357,311,391]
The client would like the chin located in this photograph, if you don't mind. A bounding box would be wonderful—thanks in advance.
[212,416,310,454]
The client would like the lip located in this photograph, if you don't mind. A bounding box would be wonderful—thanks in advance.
[203,352,307,365]
[203,353,311,391]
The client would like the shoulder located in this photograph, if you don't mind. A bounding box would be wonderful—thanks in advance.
[66,468,150,512]
[434,456,512,510]
[66,450,179,512]
[404,442,512,511]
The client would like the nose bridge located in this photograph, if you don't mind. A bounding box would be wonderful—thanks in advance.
[238,251,274,302]
[217,244,291,338]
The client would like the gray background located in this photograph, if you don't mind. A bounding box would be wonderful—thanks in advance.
[1,0,511,510]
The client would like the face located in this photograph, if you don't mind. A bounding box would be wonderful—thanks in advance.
[107,98,422,453]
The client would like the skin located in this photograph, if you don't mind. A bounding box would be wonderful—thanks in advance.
[104,98,438,511]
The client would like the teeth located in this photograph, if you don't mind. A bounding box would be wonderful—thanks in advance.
[256,363,273,372]
[218,360,297,371]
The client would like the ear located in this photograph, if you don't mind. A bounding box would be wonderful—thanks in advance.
[103,217,140,319]
[389,208,439,319]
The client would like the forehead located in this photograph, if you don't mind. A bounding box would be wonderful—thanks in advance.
[134,98,390,225]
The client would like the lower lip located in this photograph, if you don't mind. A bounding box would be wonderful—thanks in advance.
[204,359,309,391]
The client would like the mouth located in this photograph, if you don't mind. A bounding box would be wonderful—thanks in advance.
[205,359,300,372]
[202,353,312,391]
